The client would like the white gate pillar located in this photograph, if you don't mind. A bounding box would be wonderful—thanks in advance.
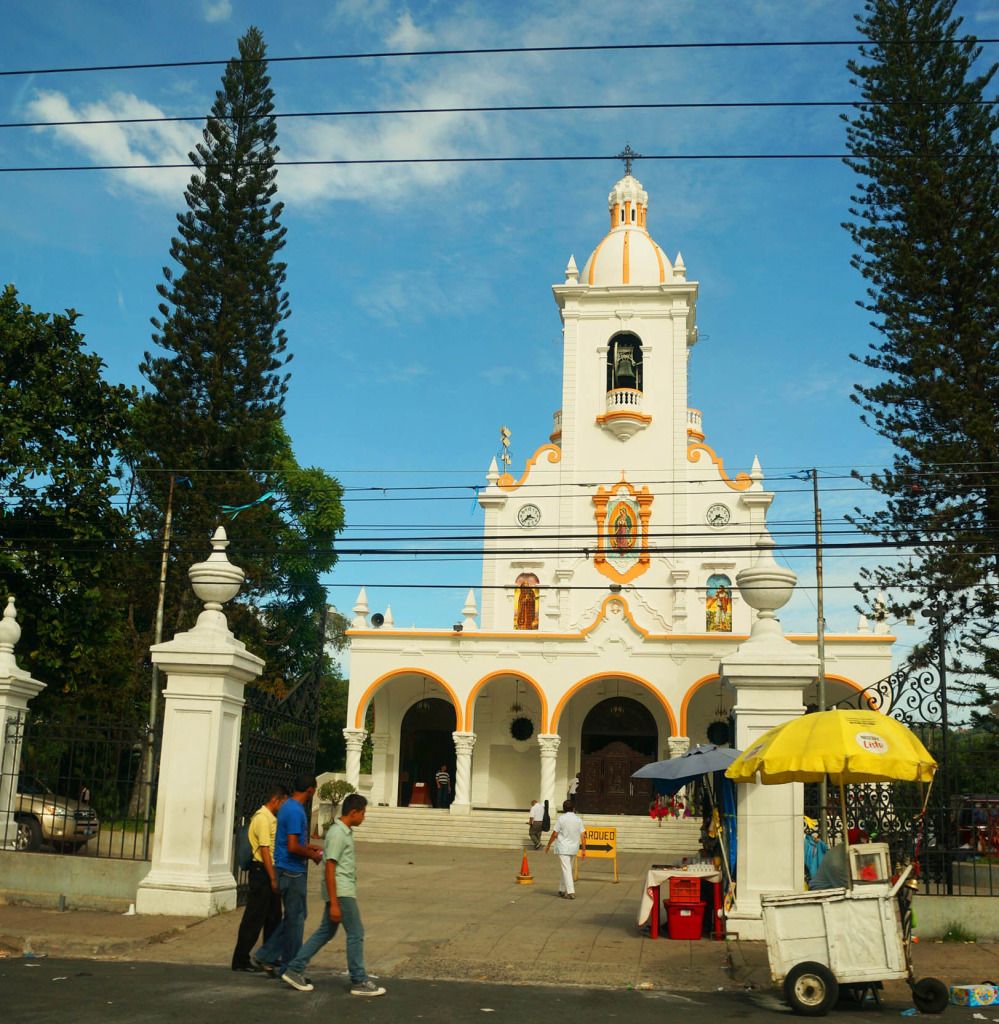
[0,599,46,849]
[343,728,367,791]
[135,528,263,917]
[720,531,818,940]
[537,733,561,811]
[450,732,476,815]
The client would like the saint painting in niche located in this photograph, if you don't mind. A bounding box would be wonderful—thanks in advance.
[514,572,540,631]
[608,501,637,554]
[706,574,733,633]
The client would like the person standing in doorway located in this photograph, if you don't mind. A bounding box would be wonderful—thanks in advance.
[434,764,451,809]
[232,783,287,971]
[545,799,586,899]
[280,793,386,997]
[568,772,580,809]
[250,774,322,977]
[527,799,545,849]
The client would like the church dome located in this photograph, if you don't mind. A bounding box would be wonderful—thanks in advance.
[579,174,675,287]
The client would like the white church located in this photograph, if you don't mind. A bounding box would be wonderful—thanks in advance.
[342,168,893,818]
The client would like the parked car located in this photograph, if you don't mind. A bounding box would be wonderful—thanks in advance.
[13,775,100,852]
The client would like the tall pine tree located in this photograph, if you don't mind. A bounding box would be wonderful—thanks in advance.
[132,26,343,691]
[843,0,999,707]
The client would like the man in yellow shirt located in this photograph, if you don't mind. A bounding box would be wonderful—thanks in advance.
[232,784,287,971]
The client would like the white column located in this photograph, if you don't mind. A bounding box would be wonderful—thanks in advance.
[135,528,264,918]
[0,599,46,849]
[450,732,476,815]
[343,728,367,791]
[720,531,818,940]
[537,733,561,810]
[667,736,690,758]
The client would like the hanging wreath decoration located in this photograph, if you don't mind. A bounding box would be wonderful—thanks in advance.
[510,716,535,742]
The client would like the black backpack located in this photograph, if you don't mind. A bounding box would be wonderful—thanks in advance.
[235,821,254,871]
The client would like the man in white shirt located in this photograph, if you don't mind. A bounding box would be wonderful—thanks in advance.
[527,799,545,849]
[544,800,586,899]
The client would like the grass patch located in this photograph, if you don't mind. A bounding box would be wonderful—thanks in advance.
[942,922,977,943]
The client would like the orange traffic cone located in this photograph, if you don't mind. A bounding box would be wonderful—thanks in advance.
[517,852,534,884]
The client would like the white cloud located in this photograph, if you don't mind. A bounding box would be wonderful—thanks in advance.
[203,0,232,22]
[25,90,200,200]
[386,11,434,51]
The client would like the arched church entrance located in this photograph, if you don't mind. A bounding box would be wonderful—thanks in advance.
[579,697,657,815]
[398,698,456,807]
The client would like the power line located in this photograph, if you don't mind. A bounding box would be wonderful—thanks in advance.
[8,97,999,132]
[4,38,996,79]
[15,150,999,174]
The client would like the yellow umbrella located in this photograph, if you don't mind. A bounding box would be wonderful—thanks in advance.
[725,709,937,786]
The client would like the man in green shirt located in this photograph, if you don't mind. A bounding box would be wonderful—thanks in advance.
[281,793,385,996]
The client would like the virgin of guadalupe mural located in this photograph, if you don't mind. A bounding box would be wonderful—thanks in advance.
[514,572,540,630]
[706,574,733,632]
[608,501,637,554]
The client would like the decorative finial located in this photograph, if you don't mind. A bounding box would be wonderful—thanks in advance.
[0,596,21,654]
[462,589,479,631]
[616,143,641,176]
[188,526,246,619]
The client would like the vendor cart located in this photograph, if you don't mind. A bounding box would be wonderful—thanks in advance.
[726,710,950,1017]
[761,853,948,1015]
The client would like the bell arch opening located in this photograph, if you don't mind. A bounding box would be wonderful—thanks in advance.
[606,332,643,393]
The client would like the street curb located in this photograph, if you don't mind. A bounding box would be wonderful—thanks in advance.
[0,923,195,960]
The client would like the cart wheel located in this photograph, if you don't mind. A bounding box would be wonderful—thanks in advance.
[912,977,949,1014]
[783,962,840,1017]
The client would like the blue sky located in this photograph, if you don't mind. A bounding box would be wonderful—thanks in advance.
[4,0,997,660]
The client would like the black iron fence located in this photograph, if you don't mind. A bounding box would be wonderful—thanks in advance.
[805,662,999,896]
[2,709,160,861]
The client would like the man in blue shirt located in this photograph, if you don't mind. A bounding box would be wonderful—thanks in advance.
[251,773,322,976]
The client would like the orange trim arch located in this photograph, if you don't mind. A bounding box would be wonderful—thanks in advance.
[465,671,549,733]
[549,672,677,736]
[679,673,723,735]
[823,673,875,708]
[353,669,463,731]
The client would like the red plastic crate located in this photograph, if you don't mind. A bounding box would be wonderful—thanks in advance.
[669,876,701,903]
[665,900,705,940]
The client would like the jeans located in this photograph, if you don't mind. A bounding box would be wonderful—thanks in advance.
[287,897,368,985]
[254,867,308,971]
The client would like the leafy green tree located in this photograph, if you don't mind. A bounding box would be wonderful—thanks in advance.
[843,0,999,712]
[0,285,137,708]
[130,26,343,691]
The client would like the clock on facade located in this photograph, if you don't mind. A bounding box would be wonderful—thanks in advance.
[705,503,731,528]
[517,504,542,528]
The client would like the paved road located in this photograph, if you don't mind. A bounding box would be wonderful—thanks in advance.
[1,959,979,1024]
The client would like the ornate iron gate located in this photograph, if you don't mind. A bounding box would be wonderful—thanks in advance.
[233,612,326,903]
[804,661,999,896]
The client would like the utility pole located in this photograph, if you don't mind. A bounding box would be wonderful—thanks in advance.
[142,474,176,857]
[810,469,829,846]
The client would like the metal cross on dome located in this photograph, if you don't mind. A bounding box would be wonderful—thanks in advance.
[616,143,641,176]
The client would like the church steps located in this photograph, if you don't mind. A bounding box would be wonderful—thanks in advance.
[352,806,702,853]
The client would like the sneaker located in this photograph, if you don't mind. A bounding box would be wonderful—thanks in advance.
[281,970,314,992]
[249,953,276,976]
[350,980,386,997]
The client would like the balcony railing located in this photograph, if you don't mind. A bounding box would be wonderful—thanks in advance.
[605,388,643,412]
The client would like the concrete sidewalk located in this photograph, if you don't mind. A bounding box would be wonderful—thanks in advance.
[1,844,997,996]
